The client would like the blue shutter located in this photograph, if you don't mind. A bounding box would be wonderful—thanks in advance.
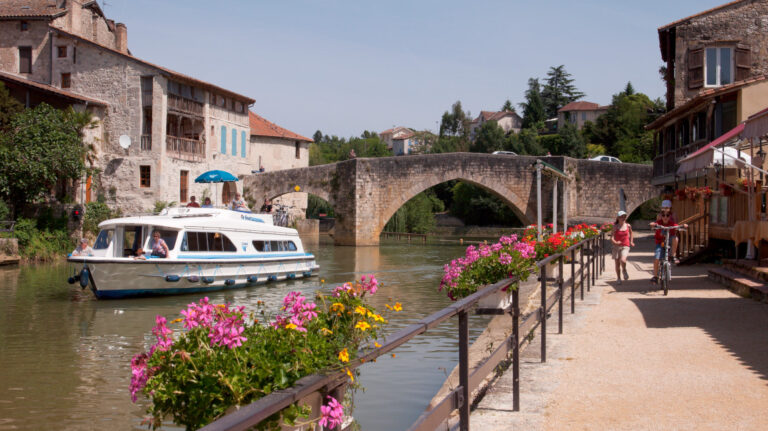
[220,126,227,154]
[241,131,246,158]
[232,129,237,156]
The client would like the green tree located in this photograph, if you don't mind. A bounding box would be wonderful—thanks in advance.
[557,122,586,158]
[519,78,546,129]
[506,128,545,155]
[384,191,440,233]
[0,103,87,214]
[312,130,323,143]
[501,100,515,112]
[471,120,505,153]
[624,81,635,96]
[0,82,23,131]
[450,182,523,226]
[541,65,585,119]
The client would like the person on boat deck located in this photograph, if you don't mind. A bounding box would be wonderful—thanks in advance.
[186,196,200,208]
[201,197,213,208]
[260,198,272,213]
[134,247,147,260]
[150,231,170,258]
[72,238,93,256]
[230,193,249,211]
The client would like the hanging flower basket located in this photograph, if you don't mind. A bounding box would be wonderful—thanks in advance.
[675,189,687,201]
[684,186,700,201]
[699,186,713,199]
[720,183,733,196]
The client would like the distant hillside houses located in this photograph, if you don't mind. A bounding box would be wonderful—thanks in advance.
[469,110,523,139]
[557,101,609,130]
[380,126,421,155]
[0,0,311,214]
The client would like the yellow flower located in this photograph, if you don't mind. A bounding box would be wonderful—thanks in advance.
[345,368,355,382]
[338,348,349,363]
[170,318,183,324]
[391,353,396,358]
[355,321,371,331]
[285,323,298,330]
[354,306,367,316]
[330,303,345,313]
[320,327,333,336]
[320,279,325,283]
[393,302,403,312]
[385,304,393,310]
[374,342,381,348]
[370,313,386,323]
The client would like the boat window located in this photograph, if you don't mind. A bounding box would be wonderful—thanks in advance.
[285,241,297,251]
[182,232,236,252]
[123,225,144,257]
[252,240,267,252]
[270,241,280,252]
[153,229,178,250]
[94,229,113,250]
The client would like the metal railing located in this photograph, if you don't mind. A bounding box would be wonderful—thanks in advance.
[200,233,607,431]
[0,221,15,233]
[166,136,205,162]
[167,93,204,116]
[380,231,428,243]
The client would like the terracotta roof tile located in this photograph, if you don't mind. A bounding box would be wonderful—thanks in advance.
[249,111,312,142]
[558,101,607,112]
[0,0,66,18]
[0,70,107,106]
[50,26,255,104]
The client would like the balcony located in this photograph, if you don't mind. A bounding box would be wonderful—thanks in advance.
[166,136,205,162]
[141,134,152,151]
[167,94,204,116]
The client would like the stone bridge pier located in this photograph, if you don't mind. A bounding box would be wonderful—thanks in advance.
[244,154,656,246]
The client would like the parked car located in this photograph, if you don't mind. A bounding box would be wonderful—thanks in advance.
[589,155,621,163]
[492,151,518,156]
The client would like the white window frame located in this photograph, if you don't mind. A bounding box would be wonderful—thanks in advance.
[704,46,734,88]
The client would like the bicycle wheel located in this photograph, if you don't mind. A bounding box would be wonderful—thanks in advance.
[662,262,670,296]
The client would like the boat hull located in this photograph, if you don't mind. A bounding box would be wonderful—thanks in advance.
[68,255,319,299]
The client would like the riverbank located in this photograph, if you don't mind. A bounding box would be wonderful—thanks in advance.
[471,233,768,430]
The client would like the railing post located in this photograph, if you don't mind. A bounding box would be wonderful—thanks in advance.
[459,310,469,431]
[558,255,563,334]
[586,240,592,292]
[570,249,575,314]
[512,287,520,411]
[580,243,585,300]
[540,264,547,363]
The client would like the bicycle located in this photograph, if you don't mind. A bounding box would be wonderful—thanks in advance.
[651,224,686,296]
[272,204,294,227]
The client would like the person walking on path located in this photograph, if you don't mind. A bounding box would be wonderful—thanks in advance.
[610,210,634,284]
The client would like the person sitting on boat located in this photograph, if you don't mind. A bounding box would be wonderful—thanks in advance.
[230,193,249,212]
[72,238,93,256]
[186,196,200,208]
[201,197,213,208]
[150,231,169,258]
[134,247,147,260]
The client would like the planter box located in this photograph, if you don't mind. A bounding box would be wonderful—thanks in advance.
[477,288,513,309]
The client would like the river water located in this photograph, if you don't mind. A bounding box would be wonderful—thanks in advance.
[0,236,494,430]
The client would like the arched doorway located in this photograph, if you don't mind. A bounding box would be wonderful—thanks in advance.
[222,182,236,206]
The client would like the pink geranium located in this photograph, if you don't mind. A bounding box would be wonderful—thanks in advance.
[319,396,344,429]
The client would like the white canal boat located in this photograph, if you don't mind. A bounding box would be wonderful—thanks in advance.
[66,207,319,299]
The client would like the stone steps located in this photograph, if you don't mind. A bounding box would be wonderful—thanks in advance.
[707,267,768,303]
[722,259,768,283]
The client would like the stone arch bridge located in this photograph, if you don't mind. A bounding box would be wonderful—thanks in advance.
[245,154,655,246]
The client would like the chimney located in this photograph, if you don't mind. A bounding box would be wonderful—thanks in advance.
[68,0,83,34]
[115,23,128,53]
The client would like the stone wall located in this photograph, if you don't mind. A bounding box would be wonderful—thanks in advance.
[673,0,768,107]
[0,20,51,84]
[244,154,656,245]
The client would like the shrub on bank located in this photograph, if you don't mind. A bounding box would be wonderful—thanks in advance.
[131,276,397,430]
[13,216,72,261]
[83,202,113,235]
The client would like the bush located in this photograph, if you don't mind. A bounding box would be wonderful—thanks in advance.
[83,202,113,235]
[13,217,72,261]
[153,200,176,213]
[0,200,9,221]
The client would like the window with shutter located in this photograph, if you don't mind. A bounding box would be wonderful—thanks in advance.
[735,44,751,81]
[688,47,704,89]
[241,131,246,157]
[221,126,227,154]
[18,47,32,74]
[232,129,237,156]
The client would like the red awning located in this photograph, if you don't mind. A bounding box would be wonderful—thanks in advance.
[677,123,746,175]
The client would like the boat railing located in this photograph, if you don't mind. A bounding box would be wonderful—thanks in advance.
[199,233,608,431]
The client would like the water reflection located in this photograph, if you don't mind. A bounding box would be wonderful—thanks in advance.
[0,236,490,430]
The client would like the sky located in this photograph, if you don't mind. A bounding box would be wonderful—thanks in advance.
[105,0,727,139]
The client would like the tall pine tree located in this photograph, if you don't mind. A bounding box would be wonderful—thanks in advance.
[541,65,585,119]
[519,78,546,129]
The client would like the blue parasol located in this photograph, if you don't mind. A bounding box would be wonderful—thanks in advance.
[194,170,238,208]
[194,170,239,183]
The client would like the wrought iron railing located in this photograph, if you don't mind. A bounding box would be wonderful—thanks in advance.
[199,234,608,431]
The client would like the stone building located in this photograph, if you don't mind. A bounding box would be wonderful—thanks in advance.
[648,0,768,247]
[469,110,523,139]
[379,126,418,155]
[0,1,311,214]
[556,101,608,130]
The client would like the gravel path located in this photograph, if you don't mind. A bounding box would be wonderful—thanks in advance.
[471,234,768,430]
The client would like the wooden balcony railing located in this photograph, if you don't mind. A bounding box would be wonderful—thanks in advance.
[678,212,708,261]
[166,136,205,162]
[167,94,204,116]
[141,134,152,151]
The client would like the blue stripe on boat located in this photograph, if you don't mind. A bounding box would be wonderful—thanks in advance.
[176,253,314,259]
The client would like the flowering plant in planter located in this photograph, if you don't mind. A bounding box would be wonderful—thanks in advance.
[699,186,713,199]
[599,222,613,233]
[737,177,756,191]
[675,189,687,200]
[130,275,397,430]
[685,186,700,200]
[720,183,733,196]
[439,234,536,300]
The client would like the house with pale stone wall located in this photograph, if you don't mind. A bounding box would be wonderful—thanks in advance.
[469,110,523,140]
[0,0,310,215]
[556,101,608,131]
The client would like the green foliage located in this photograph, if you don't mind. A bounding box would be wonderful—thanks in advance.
[628,197,661,221]
[541,65,585,119]
[309,134,392,166]
[520,78,546,128]
[0,200,9,221]
[470,120,505,153]
[450,182,523,226]
[586,143,607,158]
[0,103,87,213]
[501,100,516,113]
[384,191,439,233]
[537,134,562,155]
[557,122,586,158]
[83,202,113,235]
[153,201,176,213]
[0,82,23,131]
[507,128,545,155]
[13,216,72,261]
[306,194,334,218]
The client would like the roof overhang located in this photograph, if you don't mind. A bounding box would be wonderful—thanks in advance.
[0,71,108,106]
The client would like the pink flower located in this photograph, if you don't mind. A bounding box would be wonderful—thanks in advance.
[129,352,150,402]
[319,396,344,429]
[361,274,378,295]
[151,315,174,352]
[498,253,512,265]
